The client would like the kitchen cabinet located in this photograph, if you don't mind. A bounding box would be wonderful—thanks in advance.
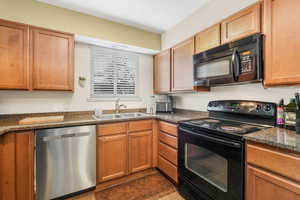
[129,131,152,173]
[171,38,194,92]
[157,121,178,183]
[154,50,171,94]
[0,19,74,91]
[0,19,29,90]
[195,24,221,54]
[97,120,154,183]
[247,165,300,200]
[31,27,74,91]
[96,122,127,136]
[221,3,261,44]
[97,134,128,182]
[0,131,34,200]
[246,142,300,200]
[264,0,300,87]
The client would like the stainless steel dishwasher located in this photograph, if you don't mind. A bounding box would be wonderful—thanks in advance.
[36,125,96,200]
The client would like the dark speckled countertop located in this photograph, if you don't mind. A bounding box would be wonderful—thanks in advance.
[0,109,208,136]
[244,127,300,153]
[1,109,300,153]
[155,110,208,123]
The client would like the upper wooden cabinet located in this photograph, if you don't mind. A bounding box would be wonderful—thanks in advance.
[171,38,194,92]
[31,27,74,91]
[264,0,300,87]
[221,3,261,44]
[0,19,29,90]
[0,19,74,91]
[195,24,221,54]
[153,50,171,94]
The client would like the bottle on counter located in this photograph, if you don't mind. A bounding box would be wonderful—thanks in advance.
[277,99,285,128]
[284,98,297,129]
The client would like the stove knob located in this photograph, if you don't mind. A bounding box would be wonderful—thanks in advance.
[264,104,272,112]
[256,104,262,111]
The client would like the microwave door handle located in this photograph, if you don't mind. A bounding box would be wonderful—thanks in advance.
[179,127,241,148]
[232,49,241,81]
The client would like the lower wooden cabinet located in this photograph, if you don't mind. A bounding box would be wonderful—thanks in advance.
[96,120,154,183]
[158,156,178,183]
[247,165,300,200]
[0,131,34,200]
[246,142,300,200]
[129,131,152,173]
[157,121,178,183]
[97,134,128,182]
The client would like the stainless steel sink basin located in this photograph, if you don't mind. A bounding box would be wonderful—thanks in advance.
[93,112,150,120]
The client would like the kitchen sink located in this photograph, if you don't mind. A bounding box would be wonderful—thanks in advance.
[92,112,150,120]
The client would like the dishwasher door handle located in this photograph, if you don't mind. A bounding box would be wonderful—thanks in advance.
[43,132,91,141]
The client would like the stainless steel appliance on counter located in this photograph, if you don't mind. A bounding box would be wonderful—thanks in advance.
[193,33,263,87]
[178,100,276,200]
[155,95,174,113]
[36,125,96,200]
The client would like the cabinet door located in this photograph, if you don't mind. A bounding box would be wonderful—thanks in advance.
[247,165,300,200]
[31,27,74,91]
[221,3,261,44]
[0,19,29,89]
[97,134,128,182]
[129,131,152,173]
[171,38,194,91]
[195,24,221,54]
[264,0,300,86]
[154,50,171,94]
[0,132,34,200]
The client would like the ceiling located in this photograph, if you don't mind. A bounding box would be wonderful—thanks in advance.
[37,0,211,33]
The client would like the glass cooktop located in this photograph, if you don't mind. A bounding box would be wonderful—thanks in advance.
[185,118,269,135]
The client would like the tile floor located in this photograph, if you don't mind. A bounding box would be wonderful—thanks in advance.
[68,173,184,200]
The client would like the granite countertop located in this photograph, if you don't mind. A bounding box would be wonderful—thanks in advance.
[0,109,208,136]
[155,110,208,123]
[1,109,299,154]
[244,127,300,153]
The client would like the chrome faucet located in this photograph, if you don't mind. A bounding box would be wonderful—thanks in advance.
[115,98,127,114]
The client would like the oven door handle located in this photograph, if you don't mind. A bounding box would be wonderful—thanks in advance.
[179,127,242,148]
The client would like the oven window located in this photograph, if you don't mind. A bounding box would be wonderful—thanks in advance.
[185,143,228,192]
[196,59,230,79]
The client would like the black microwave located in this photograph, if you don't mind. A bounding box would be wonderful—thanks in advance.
[193,33,263,87]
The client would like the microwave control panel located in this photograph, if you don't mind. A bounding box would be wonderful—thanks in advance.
[240,50,255,73]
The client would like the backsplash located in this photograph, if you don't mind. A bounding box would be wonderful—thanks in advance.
[172,83,300,111]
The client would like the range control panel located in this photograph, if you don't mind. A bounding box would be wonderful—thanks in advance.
[207,100,276,117]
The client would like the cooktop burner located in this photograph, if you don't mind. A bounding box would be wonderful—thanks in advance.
[185,118,268,135]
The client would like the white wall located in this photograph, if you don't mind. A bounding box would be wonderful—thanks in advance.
[162,0,300,111]
[0,43,154,114]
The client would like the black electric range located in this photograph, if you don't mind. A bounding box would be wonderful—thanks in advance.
[178,100,277,200]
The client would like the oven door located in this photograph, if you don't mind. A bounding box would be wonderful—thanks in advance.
[178,126,244,200]
[193,55,234,87]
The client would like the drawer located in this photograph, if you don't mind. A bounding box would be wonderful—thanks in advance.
[159,131,177,149]
[97,122,127,136]
[159,142,177,166]
[247,143,300,182]
[158,156,178,183]
[128,120,152,133]
[158,121,177,137]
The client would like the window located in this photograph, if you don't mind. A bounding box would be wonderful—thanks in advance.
[90,46,139,99]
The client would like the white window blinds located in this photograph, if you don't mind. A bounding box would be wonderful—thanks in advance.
[91,46,138,98]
